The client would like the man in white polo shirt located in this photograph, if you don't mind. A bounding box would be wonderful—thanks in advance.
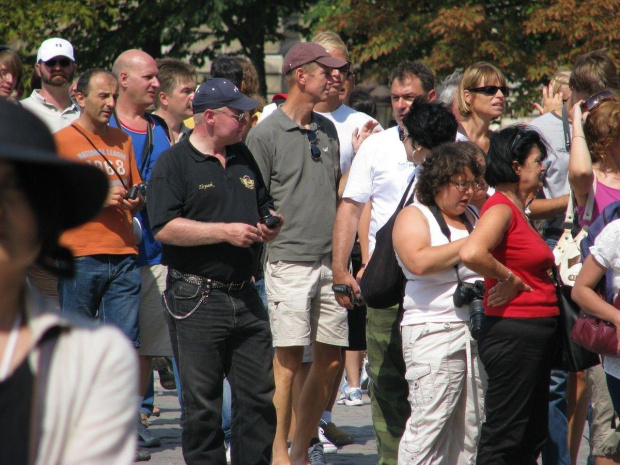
[21,38,80,133]
[331,60,436,465]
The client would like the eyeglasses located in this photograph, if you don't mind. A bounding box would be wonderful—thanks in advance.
[450,180,482,191]
[306,130,321,161]
[213,109,247,123]
[43,58,73,68]
[338,62,351,76]
[468,86,510,97]
[581,89,618,112]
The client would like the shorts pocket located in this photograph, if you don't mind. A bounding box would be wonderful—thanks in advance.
[405,363,435,406]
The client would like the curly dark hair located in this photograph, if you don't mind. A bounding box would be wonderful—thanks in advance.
[415,142,483,206]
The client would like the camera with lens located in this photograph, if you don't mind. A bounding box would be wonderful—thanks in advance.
[126,182,148,201]
[453,280,485,340]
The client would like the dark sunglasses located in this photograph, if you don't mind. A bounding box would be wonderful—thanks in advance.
[306,130,321,161]
[581,89,618,112]
[43,58,73,68]
[468,85,509,97]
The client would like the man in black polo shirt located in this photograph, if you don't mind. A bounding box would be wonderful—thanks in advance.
[147,78,282,465]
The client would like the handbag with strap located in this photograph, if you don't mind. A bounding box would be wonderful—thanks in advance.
[553,186,594,286]
[571,293,620,357]
[550,267,600,371]
[359,174,416,309]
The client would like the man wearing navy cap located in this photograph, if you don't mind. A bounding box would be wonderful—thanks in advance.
[147,78,282,465]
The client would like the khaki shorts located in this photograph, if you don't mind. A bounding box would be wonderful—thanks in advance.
[265,256,348,348]
[587,363,620,456]
[138,264,173,357]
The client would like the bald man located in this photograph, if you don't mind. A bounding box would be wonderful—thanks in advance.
[110,49,173,450]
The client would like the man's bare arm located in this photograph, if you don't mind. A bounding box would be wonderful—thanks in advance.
[527,195,569,221]
[155,218,262,248]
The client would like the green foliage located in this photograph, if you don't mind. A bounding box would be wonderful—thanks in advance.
[0,0,312,97]
[307,0,620,114]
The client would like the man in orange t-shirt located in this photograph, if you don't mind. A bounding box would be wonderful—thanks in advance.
[55,68,145,374]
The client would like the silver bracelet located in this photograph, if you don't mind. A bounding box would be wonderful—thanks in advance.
[498,270,513,283]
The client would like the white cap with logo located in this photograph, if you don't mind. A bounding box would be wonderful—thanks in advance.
[36,38,75,63]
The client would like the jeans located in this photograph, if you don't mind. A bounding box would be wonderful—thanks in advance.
[141,371,155,416]
[541,236,571,465]
[58,254,141,346]
[163,272,275,465]
[223,378,231,446]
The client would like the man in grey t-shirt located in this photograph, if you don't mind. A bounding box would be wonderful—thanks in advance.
[246,42,348,465]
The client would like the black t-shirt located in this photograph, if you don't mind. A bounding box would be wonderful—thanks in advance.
[147,136,273,282]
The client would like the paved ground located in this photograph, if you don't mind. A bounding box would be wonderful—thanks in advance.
[144,375,377,464]
[145,374,593,464]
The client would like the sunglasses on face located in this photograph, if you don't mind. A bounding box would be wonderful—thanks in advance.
[581,89,618,112]
[468,85,510,97]
[306,130,321,161]
[43,58,73,68]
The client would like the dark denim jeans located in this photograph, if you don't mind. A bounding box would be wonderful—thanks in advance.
[541,237,570,465]
[163,272,275,465]
[58,254,141,346]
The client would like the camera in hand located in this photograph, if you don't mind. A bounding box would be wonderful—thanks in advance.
[260,214,281,229]
[453,280,485,340]
[126,182,148,200]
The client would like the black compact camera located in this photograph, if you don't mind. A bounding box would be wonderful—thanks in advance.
[332,284,364,305]
[453,280,485,340]
[260,213,281,229]
[126,182,148,201]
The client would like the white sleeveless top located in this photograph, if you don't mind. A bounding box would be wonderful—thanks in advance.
[396,203,483,325]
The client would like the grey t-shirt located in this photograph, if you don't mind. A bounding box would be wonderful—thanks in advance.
[246,107,341,262]
[529,111,570,231]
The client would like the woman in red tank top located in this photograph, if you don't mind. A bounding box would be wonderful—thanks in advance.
[461,126,559,464]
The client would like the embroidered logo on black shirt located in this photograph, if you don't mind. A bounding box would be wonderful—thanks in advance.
[239,175,255,189]
[198,183,214,189]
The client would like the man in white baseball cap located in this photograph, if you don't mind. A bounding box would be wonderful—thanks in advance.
[21,38,80,134]
[21,38,81,313]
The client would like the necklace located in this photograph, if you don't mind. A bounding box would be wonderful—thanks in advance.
[0,313,22,381]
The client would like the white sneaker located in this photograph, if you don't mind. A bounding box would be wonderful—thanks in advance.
[308,441,328,465]
[336,380,349,405]
[339,386,364,406]
[318,427,338,454]
[225,446,231,464]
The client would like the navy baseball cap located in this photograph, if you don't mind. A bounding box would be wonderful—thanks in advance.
[193,78,258,114]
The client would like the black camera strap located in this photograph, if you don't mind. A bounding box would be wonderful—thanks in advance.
[428,203,475,285]
[70,123,129,190]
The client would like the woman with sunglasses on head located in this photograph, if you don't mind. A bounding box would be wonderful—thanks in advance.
[0,101,138,464]
[457,62,508,153]
[569,89,620,226]
[460,126,559,464]
[393,142,487,465]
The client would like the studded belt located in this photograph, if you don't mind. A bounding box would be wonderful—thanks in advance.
[169,268,251,292]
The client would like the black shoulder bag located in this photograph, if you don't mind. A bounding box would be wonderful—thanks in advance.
[359,175,416,309]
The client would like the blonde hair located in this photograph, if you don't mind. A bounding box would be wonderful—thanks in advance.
[550,71,570,95]
[311,31,348,60]
[458,62,507,116]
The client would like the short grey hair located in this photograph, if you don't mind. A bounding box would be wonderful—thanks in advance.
[436,70,462,110]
